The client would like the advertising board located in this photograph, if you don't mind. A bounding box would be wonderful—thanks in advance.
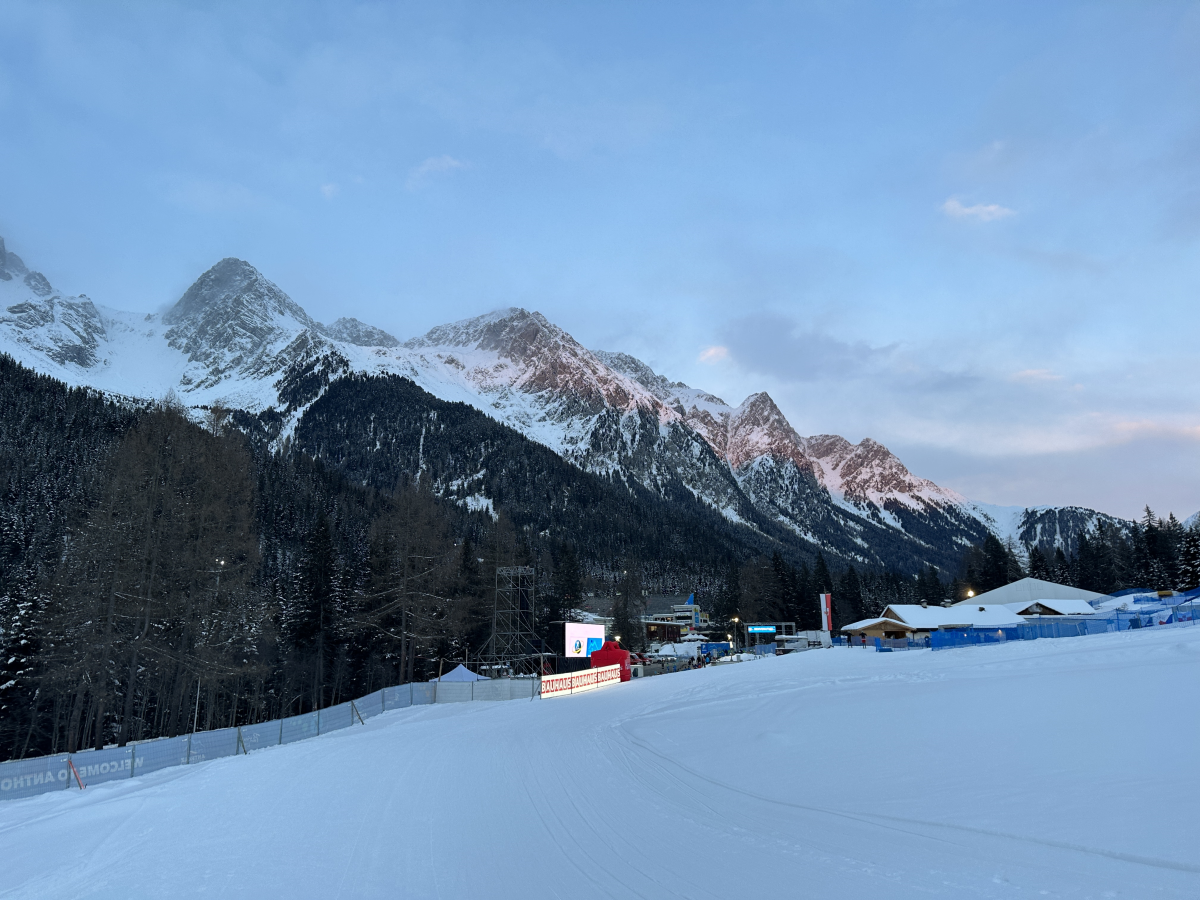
[564,622,606,657]
[541,664,622,699]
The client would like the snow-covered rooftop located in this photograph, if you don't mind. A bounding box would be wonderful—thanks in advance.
[1006,598,1097,616]
[954,577,1105,609]
[881,604,1027,630]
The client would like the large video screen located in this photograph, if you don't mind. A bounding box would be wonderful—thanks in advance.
[564,622,606,657]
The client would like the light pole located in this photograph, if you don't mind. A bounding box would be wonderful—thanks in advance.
[731,616,740,652]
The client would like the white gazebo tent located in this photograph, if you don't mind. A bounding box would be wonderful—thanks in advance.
[429,664,489,682]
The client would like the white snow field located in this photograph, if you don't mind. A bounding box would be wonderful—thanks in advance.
[3,628,1199,899]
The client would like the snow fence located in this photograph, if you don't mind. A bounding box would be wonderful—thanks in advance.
[0,678,537,803]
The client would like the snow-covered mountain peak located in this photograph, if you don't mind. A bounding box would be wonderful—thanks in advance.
[802,433,966,509]
[404,306,539,350]
[160,258,327,392]
[0,239,1057,561]
[0,237,108,369]
[164,258,317,331]
[0,236,29,280]
[724,392,807,469]
[402,308,671,419]
[322,317,399,348]
[1,235,54,297]
[592,350,687,402]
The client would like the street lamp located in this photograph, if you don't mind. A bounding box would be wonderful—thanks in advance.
[966,589,975,598]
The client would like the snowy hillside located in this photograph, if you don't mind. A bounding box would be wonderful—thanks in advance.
[970,502,1134,555]
[0,235,1117,561]
[3,627,1198,898]
[599,350,989,546]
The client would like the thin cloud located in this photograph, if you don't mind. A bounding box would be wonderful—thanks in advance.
[1110,419,1200,443]
[320,183,340,199]
[942,197,1016,222]
[406,155,466,191]
[698,345,729,364]
[1011,368,1062,383]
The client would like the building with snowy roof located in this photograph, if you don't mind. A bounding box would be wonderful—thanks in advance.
[953,577,1104,610]
[1004,598,1097,617]
[840,603,1027,639]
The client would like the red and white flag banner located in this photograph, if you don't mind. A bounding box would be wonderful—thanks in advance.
[818,593,833,632]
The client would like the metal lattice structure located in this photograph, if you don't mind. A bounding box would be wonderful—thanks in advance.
[480,566,541,672]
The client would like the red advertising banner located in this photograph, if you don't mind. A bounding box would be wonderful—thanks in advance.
[819,593,833,631]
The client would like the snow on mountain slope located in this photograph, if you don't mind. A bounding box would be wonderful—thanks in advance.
[393,308,679,459]
[320,317,399,347]
[0,237,109,372]
[4,628,1198,899]
[0,242,757,529]
[0,251,333,411]
[598,350,981,545]
[969,503,1136,556]
[967,501,1030,544]
[0,236,1092,559]
[163,258,326,392]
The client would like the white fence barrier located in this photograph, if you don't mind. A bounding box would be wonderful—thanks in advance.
[0,677,539,803]
[540,664,621,699]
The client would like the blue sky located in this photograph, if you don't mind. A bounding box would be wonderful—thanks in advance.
[2,1,1199,520]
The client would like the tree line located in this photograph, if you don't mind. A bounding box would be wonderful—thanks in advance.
[689,508,1198,637]
[3,351,1195,760]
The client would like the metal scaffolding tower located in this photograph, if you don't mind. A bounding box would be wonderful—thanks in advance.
[481,566,541,671]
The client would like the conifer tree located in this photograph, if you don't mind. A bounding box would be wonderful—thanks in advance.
[836,566,864,627]
[1053,546,1071,585]
[712,559,742,623]
[1027,546,1052,581]
[1178,528,1200,591]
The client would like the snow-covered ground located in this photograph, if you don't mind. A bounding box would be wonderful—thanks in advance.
[3,627,1198,899]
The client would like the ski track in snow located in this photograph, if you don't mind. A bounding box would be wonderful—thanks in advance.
[2,628,1199,898]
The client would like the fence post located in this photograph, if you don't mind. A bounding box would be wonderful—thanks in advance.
[130,743,136,778]
[278,718,283,746]
[185,733,192,765]
[317,707,321,735]
[351,701,364,726]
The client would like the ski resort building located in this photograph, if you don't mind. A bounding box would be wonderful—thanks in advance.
[1004,598,1097,617]
[644,595,711,634]
[954,577,1105,610]
[840,604,1027,639]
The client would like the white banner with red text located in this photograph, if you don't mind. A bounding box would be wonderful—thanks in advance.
[540,665,622,699]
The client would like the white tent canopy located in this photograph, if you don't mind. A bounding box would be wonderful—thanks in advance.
[429,664,489,682]
[954,577,1104,609]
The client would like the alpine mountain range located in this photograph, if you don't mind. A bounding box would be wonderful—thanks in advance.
[0,237,1130,572]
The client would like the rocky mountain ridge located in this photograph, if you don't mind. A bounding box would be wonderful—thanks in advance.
[0,237,1130,567]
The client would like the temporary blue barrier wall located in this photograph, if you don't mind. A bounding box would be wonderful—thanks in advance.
[930,602,1198,651]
